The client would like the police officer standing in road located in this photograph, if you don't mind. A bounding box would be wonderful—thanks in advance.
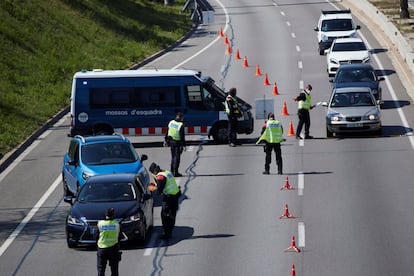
[293,84,315,139]
[225,87,242,147]
[165,112,186,177]
[256,112,283,175]
[97,207,121,276]
[149,162,182,240]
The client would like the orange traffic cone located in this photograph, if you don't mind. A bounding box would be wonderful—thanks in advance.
[243,56,249,67]
[263,73,270,86]
[279,204,296,219]
[284,235,301,253]
[224,34,229,45]
[291,264,296,276]
[219,27,224,37]
[235,49,241,60]
[281,101,289,116]
[226,44,232,54]
[280,176,296,190]
[255,64,262,76]
[273,82,279,95]
[288,120,295,136]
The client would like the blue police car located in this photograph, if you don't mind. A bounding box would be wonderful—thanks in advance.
[62,133,149,196]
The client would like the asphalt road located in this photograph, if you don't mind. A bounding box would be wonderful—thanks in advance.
[1,0,414,275]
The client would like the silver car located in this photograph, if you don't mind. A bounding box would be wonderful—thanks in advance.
[322,87,381,137]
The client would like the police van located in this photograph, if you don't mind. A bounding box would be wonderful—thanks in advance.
[69,69,254,143]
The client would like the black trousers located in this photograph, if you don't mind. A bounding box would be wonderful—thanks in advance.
[227,116,238,144]
[97,244,120,276]
[296,109,311,136]
[161,194,180,236]
[264,143,282,173]
[170,141,183,174]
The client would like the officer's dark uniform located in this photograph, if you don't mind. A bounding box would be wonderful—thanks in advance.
[165,112,186,177]
[149,163,181,240]
[97,208,121,276]
[294,84,314,139]
[225,87,242,147]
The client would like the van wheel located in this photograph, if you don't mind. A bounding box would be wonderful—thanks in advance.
[326,128,333,138]
[212,124,228,144]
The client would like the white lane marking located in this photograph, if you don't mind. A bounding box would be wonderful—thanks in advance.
[296,45,301,52]
[298,61,303,69]
[358,32,414,150]
[299,139,304,147]
[298,172,304,196]
[298,222,305,248]
[299,80,304,89]
[0,176,61,257]
[0,116,66,182]
[172,0,229,69]
[286,21,291,27]
[280,11,285,16]
[291,32,296,38]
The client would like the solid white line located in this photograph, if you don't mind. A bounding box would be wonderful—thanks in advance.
[172,0,229,70]
[298,172,304,196]
[0,176,61,257]
[298,222,305,247]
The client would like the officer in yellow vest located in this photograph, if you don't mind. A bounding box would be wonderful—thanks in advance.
[165,112,186,177]
[149,162,182,240]
[293,84,315,139]
[256,113,283,175]
[97,208,121,276]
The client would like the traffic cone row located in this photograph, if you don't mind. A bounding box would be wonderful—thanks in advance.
[279,204,296,219]
[280,176,296,190]
[284,235,301,253]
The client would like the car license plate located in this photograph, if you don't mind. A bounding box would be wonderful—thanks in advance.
[347,123,362,127]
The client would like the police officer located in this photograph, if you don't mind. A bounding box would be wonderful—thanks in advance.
[97,208,121,276]
[165,112,186,177]
[256,112,283,175]
[293,84,315,139]
[225,87,242,147]
[149,162,182,240]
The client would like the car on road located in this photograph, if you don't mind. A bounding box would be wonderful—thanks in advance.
[322,87,381,137]
[64,173,154,248]
[62,133,149,196]
[314,9,361,55]
[326,37,370,76]
[330,63,385,103]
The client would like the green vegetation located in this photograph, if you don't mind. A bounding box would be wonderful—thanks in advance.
[0,0,192,158]
[369,0,414,33]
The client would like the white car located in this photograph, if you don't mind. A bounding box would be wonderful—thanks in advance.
[326,37,370,76]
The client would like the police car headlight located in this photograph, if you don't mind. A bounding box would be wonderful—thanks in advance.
[366,113,379,121]
[122,214,141,223]
[67,215,85,226]
[82,171,94,181]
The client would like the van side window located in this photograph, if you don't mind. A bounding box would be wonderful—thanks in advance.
[186,85,222,111]
[90,86,180,108]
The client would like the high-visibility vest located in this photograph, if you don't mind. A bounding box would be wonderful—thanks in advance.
[167,120,183,141]
[298,91,311,110]
[256,119,283,144]
[158,170,180,195]
[97,219,120,249]
[225,95,241,115]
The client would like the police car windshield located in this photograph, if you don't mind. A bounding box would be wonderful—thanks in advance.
[77,182,138,202]
[322,19,353,31]
[81,142,139,165]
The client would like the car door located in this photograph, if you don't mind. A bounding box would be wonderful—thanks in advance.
[63,140,80,194]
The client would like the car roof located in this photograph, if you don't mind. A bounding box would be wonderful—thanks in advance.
[73,133,129,144]
[85,173,139,184]
[320,10,353,20]
[333,37,364,43]
[333,87,372,93]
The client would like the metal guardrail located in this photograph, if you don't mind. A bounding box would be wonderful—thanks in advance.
[183,0,214,24]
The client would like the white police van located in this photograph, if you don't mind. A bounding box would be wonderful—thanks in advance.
[69,69,254,143]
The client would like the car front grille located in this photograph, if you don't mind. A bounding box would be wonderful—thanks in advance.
[346,116,362,122]
[339,60,363,64]
[80,220,99,241]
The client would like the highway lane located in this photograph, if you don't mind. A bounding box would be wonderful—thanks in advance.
[1,0,414,275]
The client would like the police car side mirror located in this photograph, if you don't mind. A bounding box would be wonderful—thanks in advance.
[356,25,361,30]
[314,27,319,31]
[140,154,148,162]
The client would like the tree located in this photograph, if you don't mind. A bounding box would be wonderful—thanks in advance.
[400,0,410,19]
